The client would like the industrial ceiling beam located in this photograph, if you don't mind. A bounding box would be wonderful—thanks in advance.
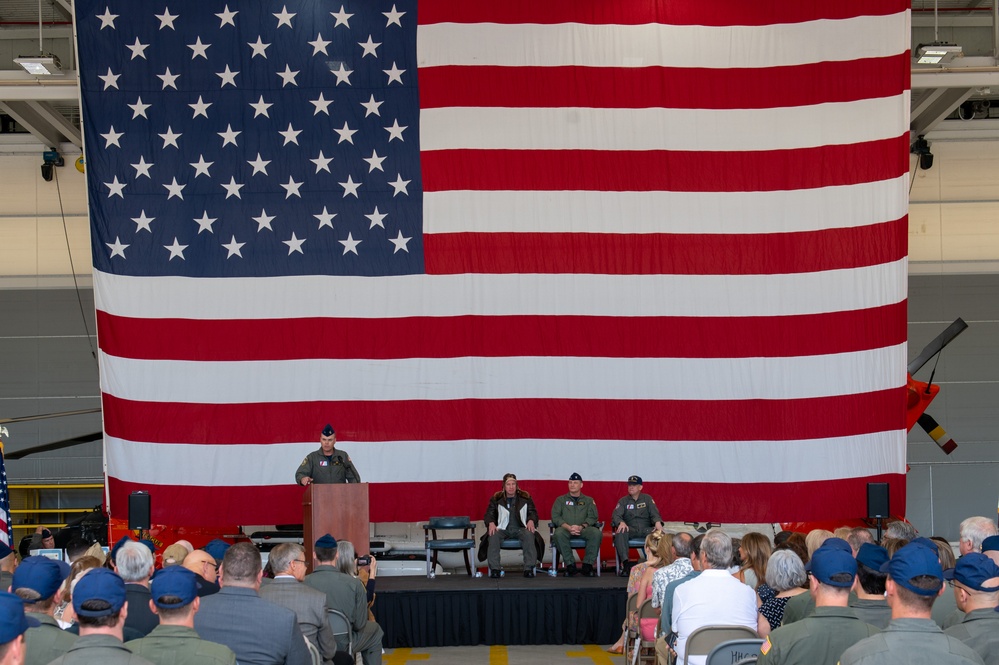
[0,100,68,148]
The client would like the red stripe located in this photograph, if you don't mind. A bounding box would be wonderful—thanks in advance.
[424,219,907,275]
[419,57,911,110]
[417,1,907,26]
[420,137,909,193]
[102,389,906,445]
[107,474,907,525]
[96,302,906,362]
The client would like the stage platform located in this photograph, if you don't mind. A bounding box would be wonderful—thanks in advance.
[377,571,628,647]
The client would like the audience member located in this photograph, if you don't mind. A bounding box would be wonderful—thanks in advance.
[550,473,601,577]
[0,590,37,665]
[942,553,999,663]
[305,537,383,665]
[736,532,772,590]
[258,543,341,665]
[483,473,539,578]
[11,556,76,665]
[64,540,91,564]
[849,543,891,628]
[160,544,190,569]
[202,541,231,567]
[757,550,808,637]
[610,475,663,575]
[28,528,55,552]
[182,551,220,597]
[805,530,833,560]
[958,517,998,556]
[667,529,757,665]
[56,556,102,628]
[128,566,237,665]
[656,534,704,647]
[882,520,917,544]
[775,533,809,565]
[117,541,159,637]
[0,543,16,592]
[49,567,154,665]
[194,542,310,665]
[880,537,909,557]
[650,532,694,612]
[839,542,984,665]
[847,528,876,556]
[781,538,855,626]
[774,531,793,548]
[758,541,879,665]
[607,531,664,654]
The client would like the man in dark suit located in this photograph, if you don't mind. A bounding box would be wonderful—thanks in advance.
[194,542,311,665]
[259,543,342,665]
[116,541,159,637]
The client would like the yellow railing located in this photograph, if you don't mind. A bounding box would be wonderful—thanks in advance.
[7,483,104,537]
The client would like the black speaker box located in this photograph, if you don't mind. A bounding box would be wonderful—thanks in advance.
[867,482,889,519]
[128,491,151,530]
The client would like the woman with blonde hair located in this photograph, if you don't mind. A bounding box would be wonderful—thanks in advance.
[606,530,666,654]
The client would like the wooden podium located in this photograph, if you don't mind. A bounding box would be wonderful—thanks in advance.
[303,483,369,570]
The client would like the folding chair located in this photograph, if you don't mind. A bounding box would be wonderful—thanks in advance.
[630,598,659,665]
[423,516,476,578]
[622,592,640,663]
[705,639,764,665]
[486,537,540,576]
[548,521,604,576]
[304,635,321,665]
[683,626,759,665]
[327,608,354,657]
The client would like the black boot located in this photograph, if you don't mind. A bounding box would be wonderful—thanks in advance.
[564,563,579,577]
[490,570,502,578]
[582,563,596,577]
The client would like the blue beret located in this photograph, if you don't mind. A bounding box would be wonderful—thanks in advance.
[315,534,337,549]
[322,424,335,437]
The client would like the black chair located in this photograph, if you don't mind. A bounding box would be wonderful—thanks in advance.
[548,521,604,576]
[615,534,649,575]
[423,516,477,578]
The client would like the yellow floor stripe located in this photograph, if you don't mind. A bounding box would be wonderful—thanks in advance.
[566,644,618,664]
[384,648,431,664]
[489,645,509,665]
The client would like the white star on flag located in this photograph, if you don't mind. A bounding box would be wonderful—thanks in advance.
[101,126,124,148]
[283,232,306,254]
[164,237,188,260]
[339,232,361,255]
[106,236,128,258]
[253,209,276,232]
[222,235,245,258]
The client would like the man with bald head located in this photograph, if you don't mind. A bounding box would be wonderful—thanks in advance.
[182,550,219,596]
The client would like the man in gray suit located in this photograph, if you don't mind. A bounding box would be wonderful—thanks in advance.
[193,543,310,665]
[305,537,383,665]
[259,543,340,665]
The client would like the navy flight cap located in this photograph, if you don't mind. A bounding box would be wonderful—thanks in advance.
[322,424,335,437]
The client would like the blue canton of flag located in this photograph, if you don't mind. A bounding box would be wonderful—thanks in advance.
[78,0,423,277]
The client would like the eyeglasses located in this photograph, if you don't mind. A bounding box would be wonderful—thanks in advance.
[293,559,307,565]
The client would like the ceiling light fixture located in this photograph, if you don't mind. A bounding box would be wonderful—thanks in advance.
[14,55,63,76]
[916,43,964,65]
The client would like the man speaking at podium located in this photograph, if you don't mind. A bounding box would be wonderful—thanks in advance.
[296,424,362,486]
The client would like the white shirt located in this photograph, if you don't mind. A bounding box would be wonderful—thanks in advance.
[671,568,758,665]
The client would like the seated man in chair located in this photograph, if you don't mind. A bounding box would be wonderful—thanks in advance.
[484,474,539,578]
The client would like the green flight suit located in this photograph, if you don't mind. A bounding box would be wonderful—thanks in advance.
[48,634,155,665]
[944,607,999,665]
[128,624,237,665]
[296,448,361,485]
[757,606,879,665]
[839,618,985,665]
[23,613,76,665]
[848,598,891,629]
[550,493,600,566]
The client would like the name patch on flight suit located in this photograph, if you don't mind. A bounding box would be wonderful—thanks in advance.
[627,504,635,510]
[320,460,328,467]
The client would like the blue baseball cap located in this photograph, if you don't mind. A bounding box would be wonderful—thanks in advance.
[856,543,889,572]
[11,556,63,601]
[315,534,337,549]
[627,475,643,485]
[821,537,853,554]
[110,536,131,564]
[910,537,939,553]
[944,553,999,592]
[0,542,12,559]
[0,591,39,645]
[882,542,943,595]
[150,566,200,608]
[806,544,857,587]
[981,535,999,553]
[73,568,127,617]
[203,539,231,563]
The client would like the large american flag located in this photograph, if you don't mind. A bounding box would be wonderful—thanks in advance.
[77,0,910,526]
[0,432,11,546]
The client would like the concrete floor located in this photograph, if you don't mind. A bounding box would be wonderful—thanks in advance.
[383,645,623,664]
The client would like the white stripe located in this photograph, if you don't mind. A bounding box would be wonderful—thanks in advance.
[93,260,908,320]
[104,431,907,487]
[98,345,906,403]
[424,177,909,235]
[420,95,909,152]
[416,15,909,69]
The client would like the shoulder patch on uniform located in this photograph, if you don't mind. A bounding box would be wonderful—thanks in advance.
[299,458,308,466]
[760,636,772,655]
